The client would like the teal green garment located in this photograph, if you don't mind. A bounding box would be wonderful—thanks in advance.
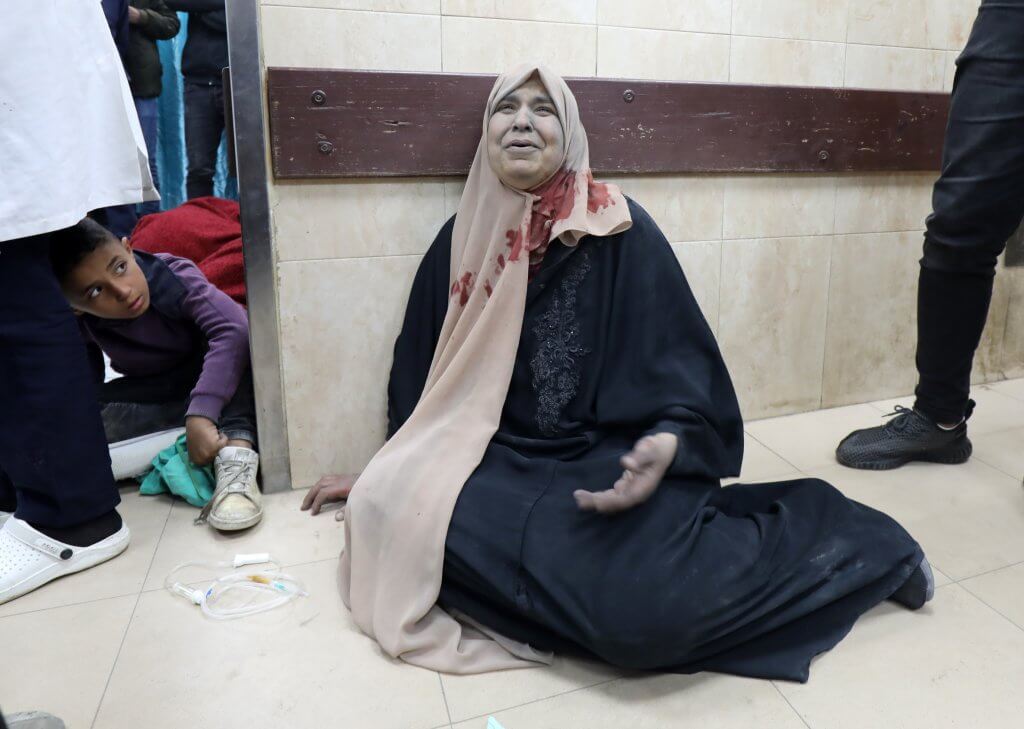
[139,435,215,508]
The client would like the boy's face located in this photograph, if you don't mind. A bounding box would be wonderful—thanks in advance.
[62,237,151,319]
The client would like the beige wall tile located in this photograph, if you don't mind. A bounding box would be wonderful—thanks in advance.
[444,178,467,219]
[597,0,730,34]
[442,0,597,24]
[731,0,849,42]
[261,6,441,70]
[273,179,447,261]
[718,236,832,419]
[670,241,721,335]
[262,0,440,12]
[730,36,845,87]
[606,174,724,242]
[597,27,729,82]
[279,256,422,484]
[844,44,946,91]
[999,268,1024,379]
[821,232,921,407]
[848,0,930,48]
[848,0,977,50]
[973,257,1010,385]
[928,0,981,51]
[442,16,596,75]
[834,173,935,234]
[944,49,959,92]
[722,175,836,240]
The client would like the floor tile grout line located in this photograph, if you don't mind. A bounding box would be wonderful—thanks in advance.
[89,499,175,729]
[453,677,621,725]
[770,680,813,729]
[0,589,145,621]
[957,580,1024,636]
[88,593,142,729]
[969,451,1023,482]
[743,430,802,474]
[952,557,1024,586]
[437,672,454,726]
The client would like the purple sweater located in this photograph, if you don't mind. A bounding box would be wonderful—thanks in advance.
[81,252,250,422]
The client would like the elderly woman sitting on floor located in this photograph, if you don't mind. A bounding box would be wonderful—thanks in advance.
[303,64,933,681]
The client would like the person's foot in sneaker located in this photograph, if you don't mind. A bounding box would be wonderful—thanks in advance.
[836,403,973,470]
[196,446,262,532]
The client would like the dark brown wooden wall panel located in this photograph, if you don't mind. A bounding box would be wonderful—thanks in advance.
[267,68,950,179]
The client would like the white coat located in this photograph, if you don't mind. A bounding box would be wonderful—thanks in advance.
[0,0,158,242]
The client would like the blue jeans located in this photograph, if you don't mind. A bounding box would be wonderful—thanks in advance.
[134,96,161,217]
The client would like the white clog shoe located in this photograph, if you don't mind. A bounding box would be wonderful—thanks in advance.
[0,517,130,605]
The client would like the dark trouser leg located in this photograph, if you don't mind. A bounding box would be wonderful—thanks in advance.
[98,354,201,443]
[184,82,225,200]
[134,96,161,217]
[217,365,258,447]
[0,469,16,512]
[90,204,138,239]
[913,0,1024,423]
[0,237,119,528]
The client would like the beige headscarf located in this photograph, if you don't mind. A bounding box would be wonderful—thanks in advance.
[339,64,632,673]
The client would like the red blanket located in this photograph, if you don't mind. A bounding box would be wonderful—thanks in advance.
[131,196,247,307]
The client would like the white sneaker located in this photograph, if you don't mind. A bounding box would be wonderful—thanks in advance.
[0,517,130,605]
[0,511,11,528]
[197,447,262,531]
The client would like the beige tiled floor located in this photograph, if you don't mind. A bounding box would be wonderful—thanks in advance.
[3,381,1024,729]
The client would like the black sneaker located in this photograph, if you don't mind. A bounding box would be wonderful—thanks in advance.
[836,403,973,470]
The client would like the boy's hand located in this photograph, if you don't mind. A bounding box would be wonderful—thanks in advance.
[185,416,227,465]
[301,474,359,519]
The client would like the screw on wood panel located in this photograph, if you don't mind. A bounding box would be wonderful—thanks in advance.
[311,89,327,105]
[622,89,635,103]
[818,150,830,161]
[317,140,335,155]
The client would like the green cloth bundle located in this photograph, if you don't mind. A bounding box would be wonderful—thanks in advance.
[139,434,215,508]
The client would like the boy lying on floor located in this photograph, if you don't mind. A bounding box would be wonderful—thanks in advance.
[48,218,262,531]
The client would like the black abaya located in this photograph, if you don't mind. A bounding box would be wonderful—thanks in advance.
[387,199,923,682]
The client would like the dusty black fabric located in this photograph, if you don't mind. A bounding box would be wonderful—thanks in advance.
[386,199,924,682]
[914,0,1024,423]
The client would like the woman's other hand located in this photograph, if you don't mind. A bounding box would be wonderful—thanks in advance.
[301,473,359,519]
[185,415,228,466]
[574,433,678,514]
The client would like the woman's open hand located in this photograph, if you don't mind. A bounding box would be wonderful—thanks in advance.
[574,433,678,514]
[301,473,359,519]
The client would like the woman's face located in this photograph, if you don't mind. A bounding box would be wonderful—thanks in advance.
[487,76,565,190]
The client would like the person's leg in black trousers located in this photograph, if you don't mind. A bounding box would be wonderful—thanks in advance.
[0,237,122,538]
[183,82,225,200]
[837,0,1024,470]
